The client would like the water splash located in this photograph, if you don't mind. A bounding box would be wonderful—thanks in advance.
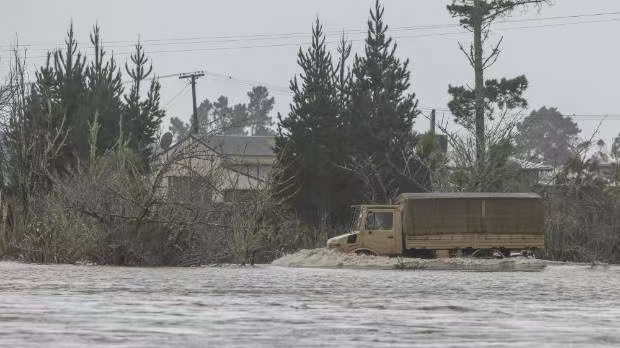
[272,248,547,271]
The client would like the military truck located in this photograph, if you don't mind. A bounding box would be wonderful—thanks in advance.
[326,193,544,258]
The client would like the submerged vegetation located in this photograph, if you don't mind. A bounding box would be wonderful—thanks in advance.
[1,1,619,265]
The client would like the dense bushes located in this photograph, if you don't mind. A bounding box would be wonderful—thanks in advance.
[0,144,326,266]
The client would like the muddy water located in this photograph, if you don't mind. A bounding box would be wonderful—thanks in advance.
[1,261,619,347]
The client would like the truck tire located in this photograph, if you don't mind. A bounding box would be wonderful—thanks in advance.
[471,248,505,259]
[355,249,377,256]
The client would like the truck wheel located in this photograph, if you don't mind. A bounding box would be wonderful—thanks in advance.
[471,248,505,259]
[355,249,377,256]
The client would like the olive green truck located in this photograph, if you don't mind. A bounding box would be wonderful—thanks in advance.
[326,193,544,258]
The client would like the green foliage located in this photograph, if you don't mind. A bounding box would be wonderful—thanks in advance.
[335,32,352,113]
[0,23,175,263]
[212,97,231,133]
[85,25,124,154]
[213,96,250,135]
[276,1,431,228]
[346,0,429,202]
[168,87,273,139]
[52,23,88,156]
[544,141,620,263]
[516,107,581,167]
[447,0,549,26]
[275,18,350,225]
[169,116,190,140]
[228,104,250,135]
[448,75,528,129]
[349,1,418,151]
[247,86,275,136]
[16,196,104,264]
[5,22,161,204]
[30,23,88,166]
[416,133,449,189]
[446,0,548,182]
[123,41,165,164]
[1,27,95,213]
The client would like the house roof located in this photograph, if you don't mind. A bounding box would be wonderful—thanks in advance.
[200,135,275,157]
[161,134,276,158]
[396,192,541,200]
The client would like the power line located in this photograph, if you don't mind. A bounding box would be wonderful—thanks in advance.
[421,108,620,121]
[121,72,182,85]
[3,9,620,56]
[196,70,620,122]
[203,70,291,95]
[4,71,183,88]
[15,14,617,61]
[163,82,191,109]
[7,10,620,50]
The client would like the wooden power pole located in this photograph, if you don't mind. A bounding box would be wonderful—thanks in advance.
[430,109,436,136]
[472,0,485,169]
[179,71,205,134]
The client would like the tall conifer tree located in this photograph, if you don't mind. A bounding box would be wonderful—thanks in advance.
[124,41,165,164]
[347,0,429,202]
[86,25,124,153]
[275,19,348,225]
[53,23,89,160]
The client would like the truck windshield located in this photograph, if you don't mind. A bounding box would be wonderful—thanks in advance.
[349,207,363,232]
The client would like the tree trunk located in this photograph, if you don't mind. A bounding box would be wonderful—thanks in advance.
[473,0,486,191]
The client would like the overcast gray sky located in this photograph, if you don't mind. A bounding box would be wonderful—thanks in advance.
[2,0,619,146]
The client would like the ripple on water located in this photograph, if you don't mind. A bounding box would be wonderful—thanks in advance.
[0,261,619,347]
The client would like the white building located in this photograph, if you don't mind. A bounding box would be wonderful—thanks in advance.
[158,135,276,202]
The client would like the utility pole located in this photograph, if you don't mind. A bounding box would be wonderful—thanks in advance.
[472,0,485,172]
[430,109,436,136]
[179,71,205,134]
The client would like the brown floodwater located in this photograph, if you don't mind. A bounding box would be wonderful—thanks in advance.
[0,261,618,347]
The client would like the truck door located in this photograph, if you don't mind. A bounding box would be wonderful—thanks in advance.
[361,210,398,255]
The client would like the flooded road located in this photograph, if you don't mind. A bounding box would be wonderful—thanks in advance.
[1,261,619,347]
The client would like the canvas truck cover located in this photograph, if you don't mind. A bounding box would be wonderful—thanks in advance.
[395,193,544,237]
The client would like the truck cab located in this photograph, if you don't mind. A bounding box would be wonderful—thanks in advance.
[327,205,402,256]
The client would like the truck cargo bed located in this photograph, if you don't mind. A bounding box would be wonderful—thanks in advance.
[395,193,544,251]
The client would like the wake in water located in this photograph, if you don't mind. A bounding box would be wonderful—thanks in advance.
[272,248,546,272]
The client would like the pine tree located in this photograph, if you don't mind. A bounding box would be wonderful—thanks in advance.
[225,103,249,135]
[123,41,165,163]
[26,23,88,173]
[347,0,429,202]
[212,96,232,133]
[169,96,249,138]
[195,98,213,133]
[168,116,189,141]
[85,24,124,154]
[53,23,89,159]
[516,107,580,167]
[275,18,348,225]
[335,32,352,117]
[247,86,275,136]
